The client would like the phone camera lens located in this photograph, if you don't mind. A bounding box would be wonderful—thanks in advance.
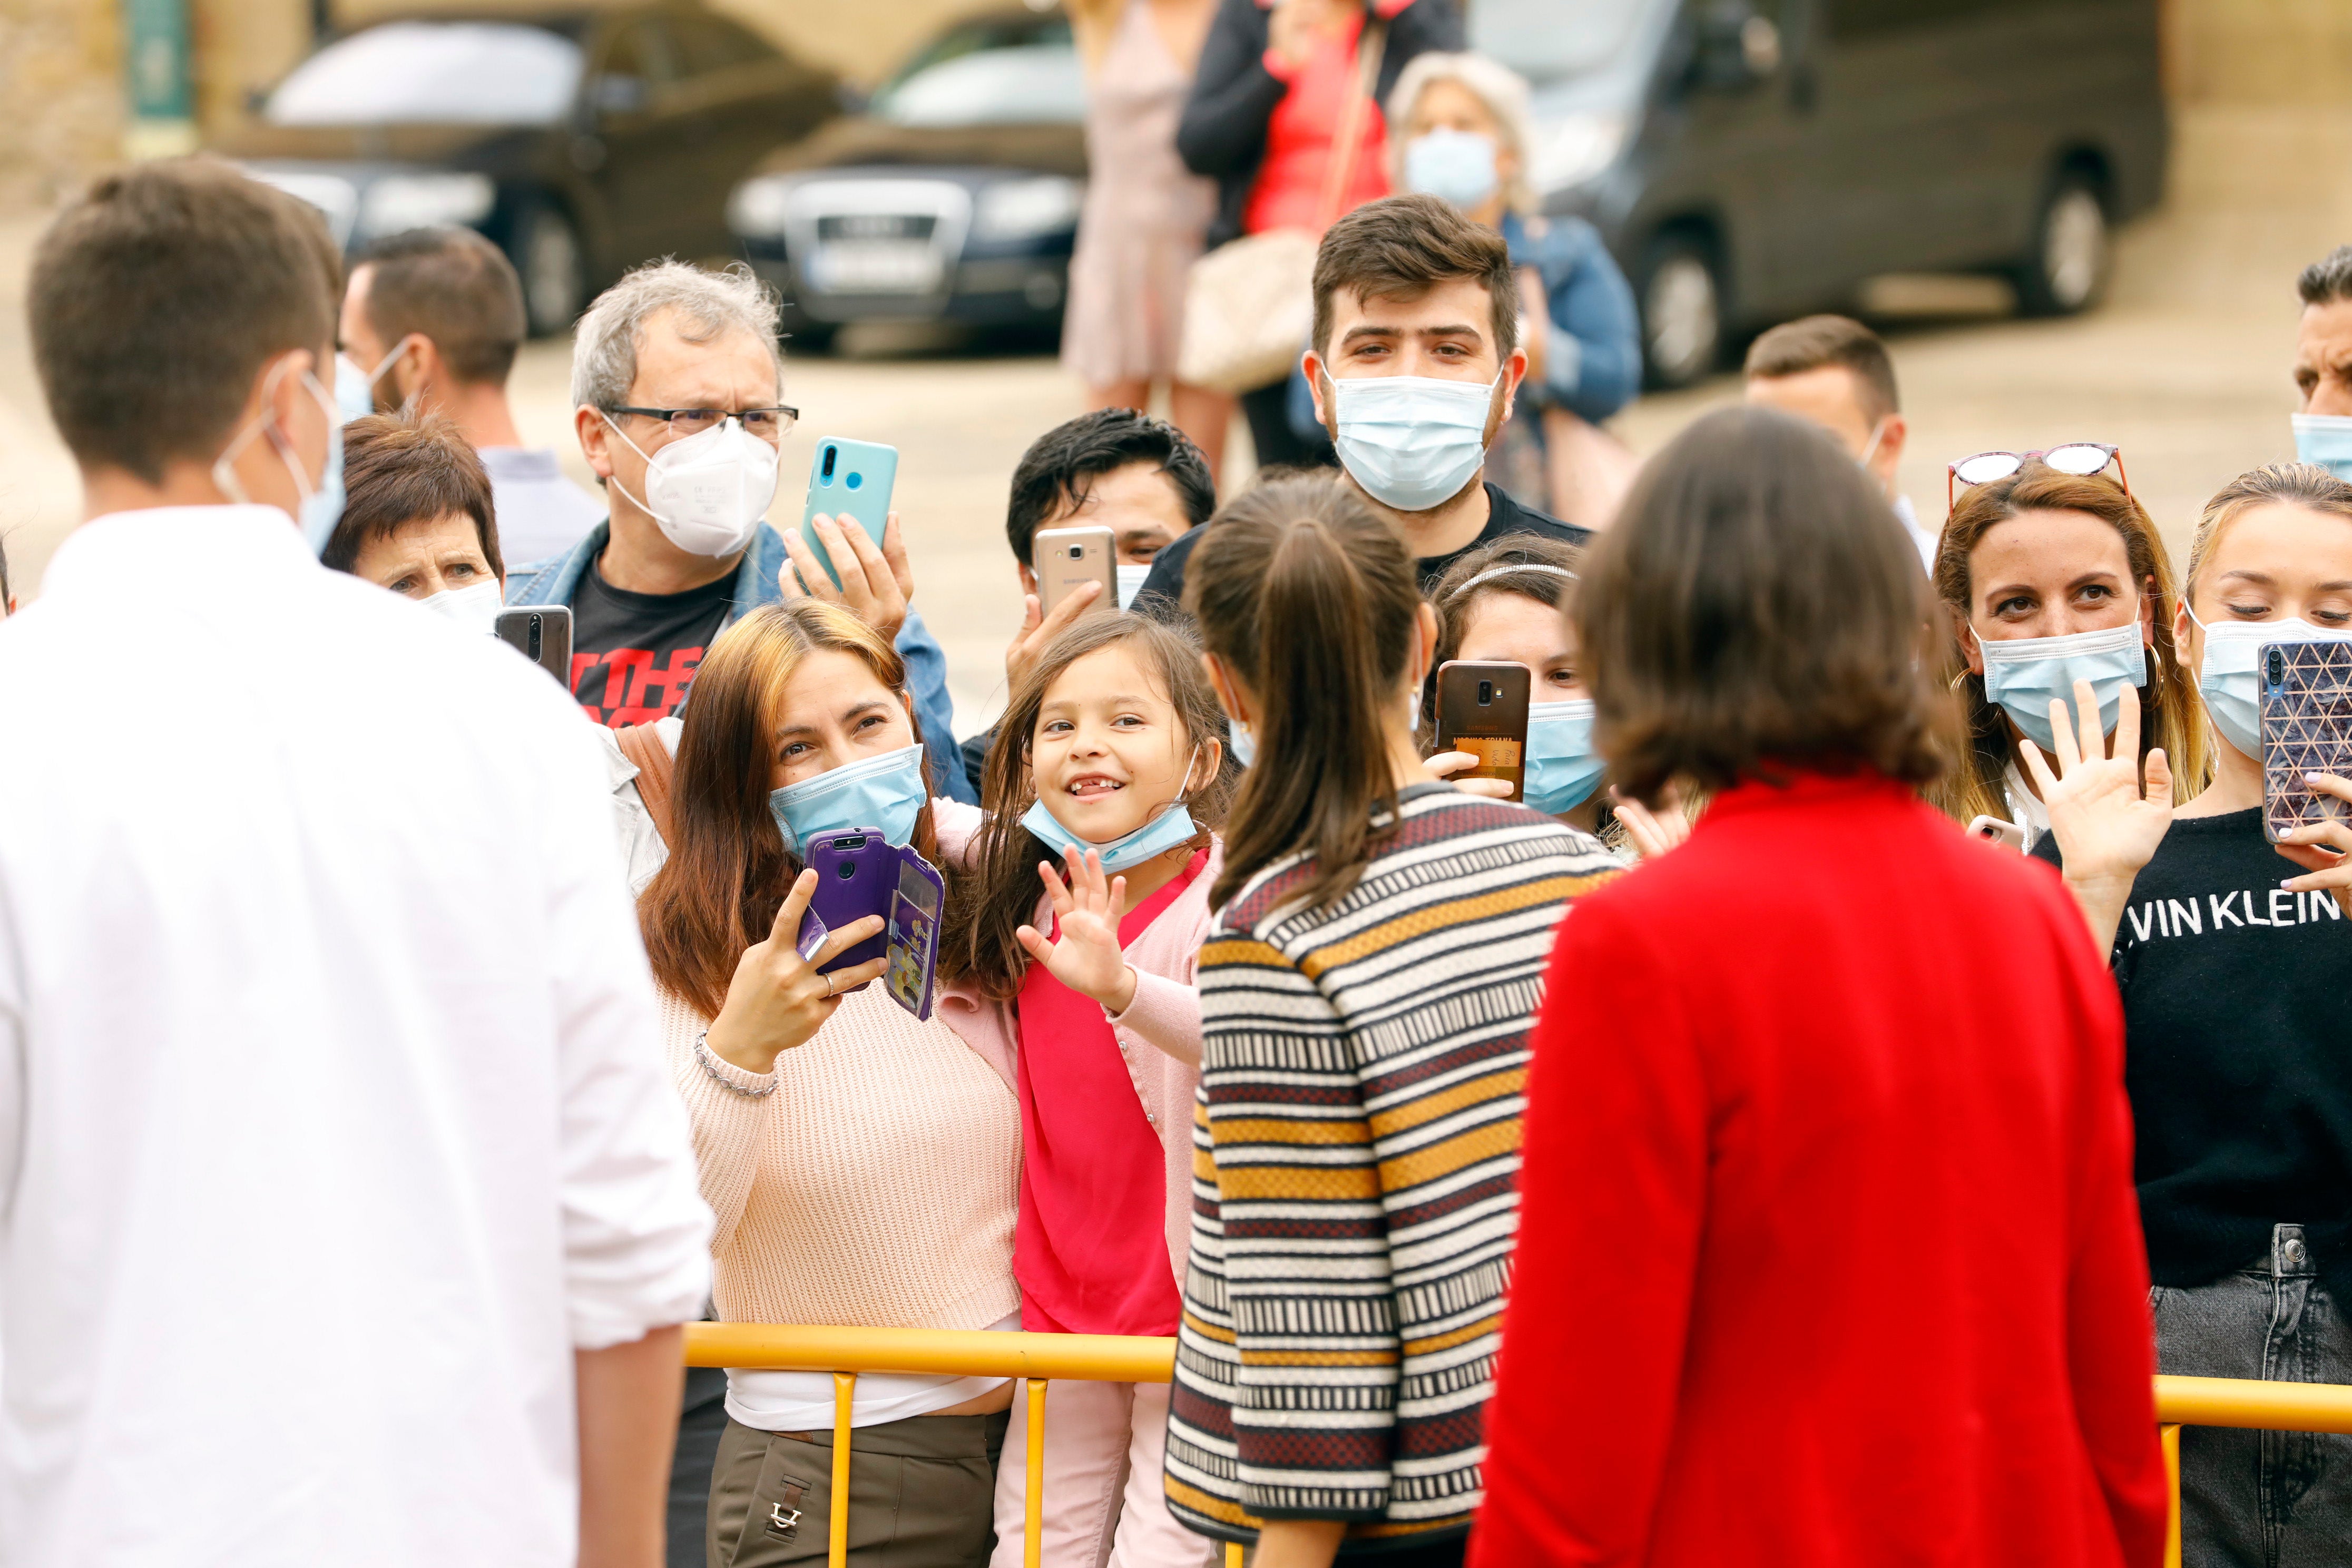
[836,862,857,879]
[1069,545,1083,559]
[2268,649,2286,683]
[1477,681,1494,705]
[820,447,837,480]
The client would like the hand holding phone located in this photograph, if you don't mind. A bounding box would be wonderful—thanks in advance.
[799,829,898,975]
[701,868,888,1075]
[1434,660,1533,802]
[797,438,899,588]
[1034,526,1117,622]
[2261,640,2352,844]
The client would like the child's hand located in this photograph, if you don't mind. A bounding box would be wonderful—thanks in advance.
[1016,847,1138,1014]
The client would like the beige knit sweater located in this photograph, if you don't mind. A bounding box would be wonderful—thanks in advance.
[664,984,1021,1331]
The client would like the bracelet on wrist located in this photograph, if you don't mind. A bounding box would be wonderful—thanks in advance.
[694,1032,777,1098]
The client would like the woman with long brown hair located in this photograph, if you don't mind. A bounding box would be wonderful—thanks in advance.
[937,610,1233,1567]
[633,599,1021,1568]
[1930,455,2207,848]
[1161,475,1617,1568]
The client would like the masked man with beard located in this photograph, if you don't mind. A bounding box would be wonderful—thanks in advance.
[1136,193,1589,607]
[506,261,974,803]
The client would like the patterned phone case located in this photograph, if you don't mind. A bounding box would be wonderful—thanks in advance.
[2260,639,2352,844]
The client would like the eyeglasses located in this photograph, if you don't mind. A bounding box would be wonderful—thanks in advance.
[1947,443,2125,508]
[608,404,800,444]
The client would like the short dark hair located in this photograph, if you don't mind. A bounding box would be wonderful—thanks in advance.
[1003,409,1215,565]
[324,411,504,580]
[1576,406,1951,805]
[31,158,341,484]
[354,226,527,386]
[1743,314,1900,425]
[1311,193,1518,362]
[2299,245,2352,308]
[1186,474,1424,911]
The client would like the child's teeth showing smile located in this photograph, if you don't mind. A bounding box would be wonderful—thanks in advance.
[1069,775,1124,798]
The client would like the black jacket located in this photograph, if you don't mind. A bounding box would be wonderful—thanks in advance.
[1177,0,1465,251]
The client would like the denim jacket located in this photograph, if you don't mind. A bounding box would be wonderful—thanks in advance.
[506,520,977,805]
[1504,210,1643,425]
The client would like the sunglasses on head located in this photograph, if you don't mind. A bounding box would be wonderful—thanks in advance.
[1946,443,2126,509]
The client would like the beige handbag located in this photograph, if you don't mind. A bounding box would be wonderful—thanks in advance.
[1176,19,1389,395]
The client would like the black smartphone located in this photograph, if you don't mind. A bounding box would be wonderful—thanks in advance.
[494,606,573,688]
[2261,639,2352,844]
[1434,660,1533,802]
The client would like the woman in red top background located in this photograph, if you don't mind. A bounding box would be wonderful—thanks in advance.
[1469,407,2169,1567]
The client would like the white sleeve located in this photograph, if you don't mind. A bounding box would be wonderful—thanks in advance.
[536,707,713,1349]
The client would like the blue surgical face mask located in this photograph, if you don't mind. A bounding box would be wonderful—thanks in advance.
[2188,606,2352,759]
[1227,720,1255,769]
[2292,413,2352,483]
[334,353,378,423]
[767,742,928,853]
[1404,128,1500,211]
[1115,563,1150,610]
[1522,699,1606,814]
[1326,372,1498,514]
[1976,621,2148,754]
[213,361,346,555]
[1020,744,1205,872]
[302,396,347,556]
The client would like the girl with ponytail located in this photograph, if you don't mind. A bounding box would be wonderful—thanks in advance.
[1161,475,1619,1567]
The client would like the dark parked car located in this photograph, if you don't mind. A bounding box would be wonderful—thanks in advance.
[1470,0,2167,385]
[220,4,839,334]
[726,12,1085,349]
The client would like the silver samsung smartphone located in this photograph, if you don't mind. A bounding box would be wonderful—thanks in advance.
[494,605,573,688]
[1034,525,1117,620]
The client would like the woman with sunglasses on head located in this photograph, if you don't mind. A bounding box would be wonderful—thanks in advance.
[619,599,1022,1568]
[1931,446,2208,850]
[2030,462,2352,1566]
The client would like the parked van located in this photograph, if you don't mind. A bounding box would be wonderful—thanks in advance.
[1471,0,2166,386]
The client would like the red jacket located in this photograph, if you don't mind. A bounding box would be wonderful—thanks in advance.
[1470,772,2167,1568]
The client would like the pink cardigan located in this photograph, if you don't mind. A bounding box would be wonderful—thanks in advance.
[934,806,1216,1286]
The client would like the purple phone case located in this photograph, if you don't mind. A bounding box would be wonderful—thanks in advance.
[800,828,894,973]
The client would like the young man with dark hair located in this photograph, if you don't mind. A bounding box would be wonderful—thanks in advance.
[1742,313,1934,567]
[961,408,1218,792]
[1135,193,1587,607]
[0,159,708,1568]
[341,225,603,564]
[2292,246,2352,478]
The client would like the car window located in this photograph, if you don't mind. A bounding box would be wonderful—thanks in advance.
[266,22,585,126]
[1471,0,1659,81]
[869,33,1083,128]
[670,13,778,76]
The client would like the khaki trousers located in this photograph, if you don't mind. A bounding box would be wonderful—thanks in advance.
[708,1410,1008,1568]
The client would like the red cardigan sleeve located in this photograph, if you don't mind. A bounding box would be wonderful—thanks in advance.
[1470,900,1706,1567]
[2054,905,2171,1566]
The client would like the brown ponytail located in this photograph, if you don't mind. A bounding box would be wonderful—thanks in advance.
[1185,476,1424,910]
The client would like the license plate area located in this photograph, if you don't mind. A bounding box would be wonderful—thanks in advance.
[806,239,943,295]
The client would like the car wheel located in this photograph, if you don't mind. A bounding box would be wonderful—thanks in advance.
[1638,233,1724,390]
[516,203,586,337]
[2015,171,2109,318]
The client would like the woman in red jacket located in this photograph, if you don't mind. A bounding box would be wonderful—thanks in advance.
[1469,406,2169,1568]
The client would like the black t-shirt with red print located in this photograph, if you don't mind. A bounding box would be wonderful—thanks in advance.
[567,562,732,727]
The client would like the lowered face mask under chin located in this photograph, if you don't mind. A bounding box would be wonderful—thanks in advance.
[1975,621,2149,754]
[1020,747,1206,872]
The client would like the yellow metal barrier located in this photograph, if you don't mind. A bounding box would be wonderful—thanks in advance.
[682,1324,1233,1568]
[2151,1375,2352,1568]
[685,1331,2352,1568]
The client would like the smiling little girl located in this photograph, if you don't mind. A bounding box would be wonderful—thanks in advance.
[936,610,1232,1568]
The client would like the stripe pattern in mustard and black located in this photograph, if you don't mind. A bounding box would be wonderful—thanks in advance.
[1163,785,1620,1548]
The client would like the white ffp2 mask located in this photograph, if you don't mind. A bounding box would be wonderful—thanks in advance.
[604,413,779,557]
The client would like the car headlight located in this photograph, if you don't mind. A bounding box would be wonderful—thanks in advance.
[1529,112,1629,197]
[360,173,496,237]
[728,175,796,239]
[972,177,1083,243]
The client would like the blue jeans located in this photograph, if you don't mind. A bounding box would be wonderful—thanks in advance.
[2154,1224,2352,1566]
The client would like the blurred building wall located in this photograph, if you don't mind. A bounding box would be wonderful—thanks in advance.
[1,0,2346,213]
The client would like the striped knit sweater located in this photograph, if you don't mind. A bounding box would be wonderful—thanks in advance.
[1163,785,1622,1547]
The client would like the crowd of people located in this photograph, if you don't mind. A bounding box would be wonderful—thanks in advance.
[6,37,2352,1568]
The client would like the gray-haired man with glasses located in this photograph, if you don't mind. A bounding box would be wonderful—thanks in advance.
[506,261,971,801]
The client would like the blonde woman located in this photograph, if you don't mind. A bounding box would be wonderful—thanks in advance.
[1063,0,1231,478]
[1930,455,2208,850]
[2028,462,2352,1566]
[1385,51,1642,530]
[627,600,1021,1568]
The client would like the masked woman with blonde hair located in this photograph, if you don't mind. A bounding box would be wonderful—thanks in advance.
[1930,454,2207,849]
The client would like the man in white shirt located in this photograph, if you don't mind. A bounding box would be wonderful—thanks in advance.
[0,159,711,1567]
[1743,314,1939,571]
[341,225,605,566]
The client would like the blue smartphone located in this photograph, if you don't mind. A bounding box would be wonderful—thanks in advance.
[798,437,898,590]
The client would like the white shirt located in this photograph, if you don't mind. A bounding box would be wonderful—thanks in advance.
[0,506,712,1567]
[480,445,605,569]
